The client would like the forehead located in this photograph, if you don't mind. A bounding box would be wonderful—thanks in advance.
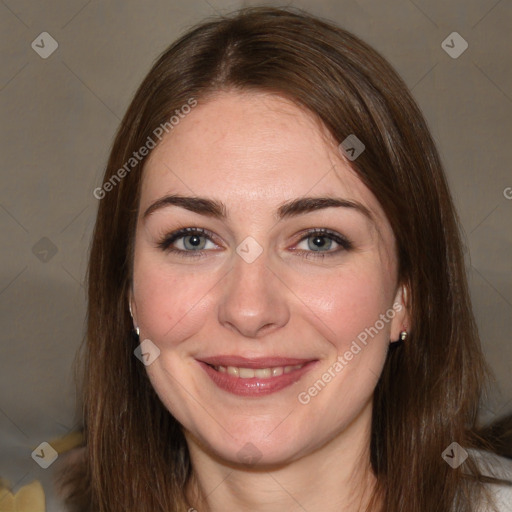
[140,91,386,225]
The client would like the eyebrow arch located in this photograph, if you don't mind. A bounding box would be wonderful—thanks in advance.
[278,196,373,222]
[143,194,373,222]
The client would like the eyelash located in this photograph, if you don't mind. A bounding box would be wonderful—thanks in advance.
[156,227,353,260]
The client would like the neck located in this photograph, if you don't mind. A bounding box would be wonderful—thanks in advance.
[184,399,379,512]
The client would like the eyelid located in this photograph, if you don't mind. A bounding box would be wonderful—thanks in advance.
[290,228,353,260]
[156,227,223,253]
[293,228,352,249]
[156,227,352,257]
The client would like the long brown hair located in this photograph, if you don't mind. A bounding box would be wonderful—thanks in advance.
[56,6,510,511]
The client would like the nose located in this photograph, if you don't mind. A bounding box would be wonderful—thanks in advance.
[217,248,291,339]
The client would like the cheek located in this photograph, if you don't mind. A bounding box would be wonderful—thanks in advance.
[294,260,394,353]
[132,252,214,345]
[291,263,395,430]
[133,237,396,357]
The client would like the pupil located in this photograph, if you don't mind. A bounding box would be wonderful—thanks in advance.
[187,235,202,248]
[311,236,328,250]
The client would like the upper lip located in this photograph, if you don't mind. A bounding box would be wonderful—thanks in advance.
[199,355,316,368]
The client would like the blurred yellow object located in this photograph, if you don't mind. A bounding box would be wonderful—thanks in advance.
[0,430,84,512]
[46,430,84,454]
[0,480,45,512]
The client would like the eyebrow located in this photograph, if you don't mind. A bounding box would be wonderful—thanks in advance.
[142,194,373,223]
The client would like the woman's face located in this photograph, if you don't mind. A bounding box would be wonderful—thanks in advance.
[130,91,408,466]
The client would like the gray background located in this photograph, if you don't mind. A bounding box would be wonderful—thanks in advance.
[1,0,511,510]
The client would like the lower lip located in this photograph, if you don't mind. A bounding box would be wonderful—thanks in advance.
[198,360,318,397]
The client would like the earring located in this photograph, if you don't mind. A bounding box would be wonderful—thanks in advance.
[129,302,139,338]
[390,330,408,347]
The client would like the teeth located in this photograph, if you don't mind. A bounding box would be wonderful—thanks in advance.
[227,366,239,377]
[254,368,271,378]
[239,368,254,378]
[214,364,305,378]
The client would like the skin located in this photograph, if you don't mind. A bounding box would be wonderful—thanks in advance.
[129,90,409,512]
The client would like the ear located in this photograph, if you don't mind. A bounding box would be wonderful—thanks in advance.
[389,283,411,343]
[127,289,138,325]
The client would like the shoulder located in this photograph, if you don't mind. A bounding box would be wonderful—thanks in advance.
[469,449,512,512]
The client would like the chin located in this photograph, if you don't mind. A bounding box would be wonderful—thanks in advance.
[186,416,322,468]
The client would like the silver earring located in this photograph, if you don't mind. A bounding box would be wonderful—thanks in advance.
[134,326,140,337]
[398,330,408,342]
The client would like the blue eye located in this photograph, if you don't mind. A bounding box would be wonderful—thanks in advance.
[303,233,337,251]
[157,228,217,257]
[294,228,352,259]
[156,227,352,259]
[172,231,209,250]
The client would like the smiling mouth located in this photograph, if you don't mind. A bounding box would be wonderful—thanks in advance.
[208,363,306,378]
[198,358,318,396]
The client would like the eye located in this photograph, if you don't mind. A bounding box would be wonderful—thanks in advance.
[156,227,352,260]
[156,227,219,257]
[293,228,352,259]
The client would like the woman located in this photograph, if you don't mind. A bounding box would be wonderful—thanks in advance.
[57,6,512,512]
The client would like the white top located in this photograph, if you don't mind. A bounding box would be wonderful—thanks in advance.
[472,449,512,511]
